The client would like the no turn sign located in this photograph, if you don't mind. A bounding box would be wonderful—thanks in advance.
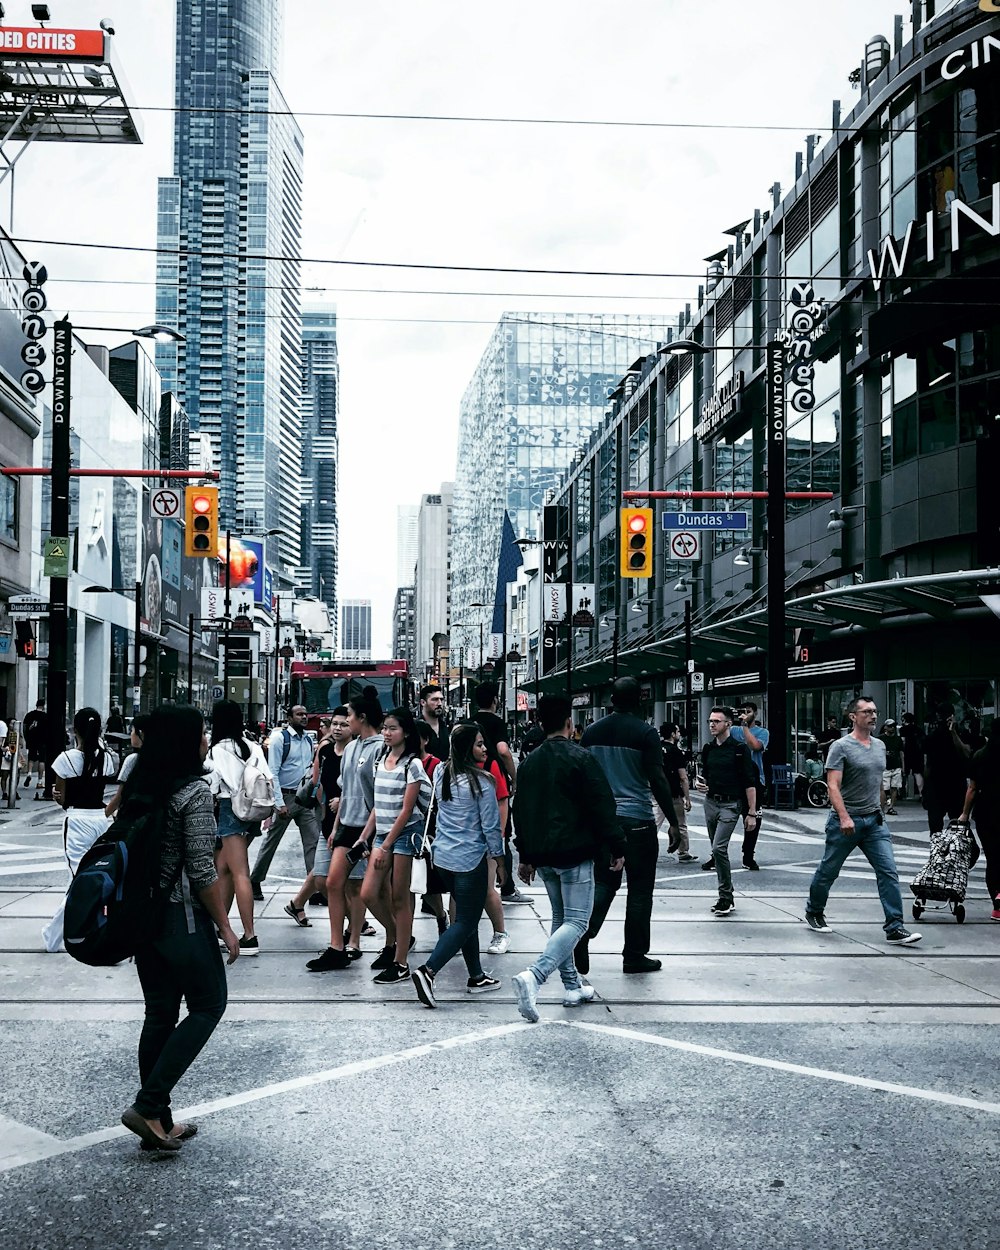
[668,530,701,561]
[150,488,181,520]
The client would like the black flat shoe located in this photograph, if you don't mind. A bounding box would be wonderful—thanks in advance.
[121,1107,182,1151]
[140,1123,198,1151]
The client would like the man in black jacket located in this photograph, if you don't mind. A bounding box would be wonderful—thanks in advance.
[510,696,625,1022]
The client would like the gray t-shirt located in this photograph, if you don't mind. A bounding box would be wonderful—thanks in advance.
[825,734,886,814]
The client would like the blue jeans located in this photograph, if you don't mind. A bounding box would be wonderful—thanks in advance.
[425,855,487,979]
[807,811,905,933]
[528,861,594,989]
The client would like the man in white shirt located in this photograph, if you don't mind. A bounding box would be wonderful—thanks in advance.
[250,706,321,899]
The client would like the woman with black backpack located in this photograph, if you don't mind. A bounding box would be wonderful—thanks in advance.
[119,704,239,1153]
[42,707,117,953]
[207,699,273,956]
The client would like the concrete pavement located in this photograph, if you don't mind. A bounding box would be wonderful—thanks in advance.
[1,793,997,1249]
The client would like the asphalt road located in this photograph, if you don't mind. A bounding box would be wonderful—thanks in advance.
[1,794,997,1250]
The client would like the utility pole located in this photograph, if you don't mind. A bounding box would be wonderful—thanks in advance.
[43,318,71,798]
[684,599,693,756]
[222,529,232,694]
[187,612,195,703]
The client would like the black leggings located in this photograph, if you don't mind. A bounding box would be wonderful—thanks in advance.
[974,812,1000,906]
[133,903,227,1128]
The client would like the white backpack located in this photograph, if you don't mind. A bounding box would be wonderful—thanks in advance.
[231,752,277,822]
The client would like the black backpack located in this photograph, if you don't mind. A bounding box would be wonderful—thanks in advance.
[63,792,182,966]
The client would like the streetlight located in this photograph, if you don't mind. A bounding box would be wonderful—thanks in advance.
[654,336,791,768]
[44,320,183,797]
[599,615,620,680]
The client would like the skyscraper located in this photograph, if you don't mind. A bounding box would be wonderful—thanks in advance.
[452,312,669,645]
[396,505,418,588]
[155,0,303,570]
[300,307,340,636]
[414,484,453,676]
[341,600,372,661]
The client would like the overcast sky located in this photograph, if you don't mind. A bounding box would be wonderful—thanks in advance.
[12,0,907,653]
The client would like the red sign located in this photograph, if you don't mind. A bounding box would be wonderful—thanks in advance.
[0,27,106,60]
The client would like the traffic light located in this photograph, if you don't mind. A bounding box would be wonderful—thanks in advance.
[620,507,653,577]
[14,621,35,658]
[184,485,219,558]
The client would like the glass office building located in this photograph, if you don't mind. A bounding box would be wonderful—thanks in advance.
[300,307,340,633]
[155,1,303,571]
[452,312,670,647]
[532,0,1000,760]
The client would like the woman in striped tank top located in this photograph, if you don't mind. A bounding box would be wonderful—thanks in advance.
[360,707,430,985]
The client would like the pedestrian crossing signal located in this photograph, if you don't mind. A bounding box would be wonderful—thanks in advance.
[184,486,219,558]
[620,507,653,577]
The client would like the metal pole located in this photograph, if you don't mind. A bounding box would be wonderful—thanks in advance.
[273,596,280,726]
[43,318,72,799]
[133,579,142,715]
[222,529,231,694]
[684,599,693,756]
[766,341,789,767]
[459,647,464,717]
[566,572,573,701]
[187,613,195,704]
[612,620,619,682]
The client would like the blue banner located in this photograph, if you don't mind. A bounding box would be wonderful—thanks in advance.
[492,511,523,634]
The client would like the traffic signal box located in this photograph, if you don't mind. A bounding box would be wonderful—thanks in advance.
[620,507,653,577]
[14,621,35,658]
[184,486,219,558]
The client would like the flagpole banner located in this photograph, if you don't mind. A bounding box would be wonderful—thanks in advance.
[491,511,524,634]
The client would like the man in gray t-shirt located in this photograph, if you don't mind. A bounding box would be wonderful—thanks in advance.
[804,695,921,944]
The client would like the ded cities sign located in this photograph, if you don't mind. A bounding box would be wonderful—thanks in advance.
[0,27,106,60]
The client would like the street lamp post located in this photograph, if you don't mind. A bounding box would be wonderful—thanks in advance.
[43,320,183,795]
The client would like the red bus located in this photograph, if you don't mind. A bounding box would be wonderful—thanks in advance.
[288,659,412,729]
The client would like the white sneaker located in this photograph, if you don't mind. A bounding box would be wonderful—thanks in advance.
[512,970,539,1023]
[562,982,596,1007]
[487,930,510,955]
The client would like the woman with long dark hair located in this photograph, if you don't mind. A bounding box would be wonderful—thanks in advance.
[359,706,430,985]
[207,699,273,955]
[411,723,505,1009]
[307,693,384,971]
[42,707,117,953]
[119,704,239,1152]
[958,721,1000,920]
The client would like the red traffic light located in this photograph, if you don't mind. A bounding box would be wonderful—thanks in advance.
[191,494,212,514]
[628,513,647,533]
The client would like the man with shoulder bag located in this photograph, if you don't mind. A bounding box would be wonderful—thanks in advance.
[250,706,321,899]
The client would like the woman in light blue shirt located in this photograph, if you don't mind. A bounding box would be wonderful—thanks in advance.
[411,724,505,1009]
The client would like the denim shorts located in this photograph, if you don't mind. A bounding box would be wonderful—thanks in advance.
[373,827,418,857]
[314,832,367,880]
[217,797,251,839]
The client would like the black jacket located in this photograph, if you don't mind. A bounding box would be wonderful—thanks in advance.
[512,736,625,867]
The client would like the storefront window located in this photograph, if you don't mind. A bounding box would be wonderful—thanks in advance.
[918,79,1000,215]
[1,471,16,544]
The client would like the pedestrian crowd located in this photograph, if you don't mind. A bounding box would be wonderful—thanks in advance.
[19,681,999,1151]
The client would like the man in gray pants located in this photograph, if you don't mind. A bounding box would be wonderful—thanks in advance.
[251,706,321,900]
[694,706,759,917]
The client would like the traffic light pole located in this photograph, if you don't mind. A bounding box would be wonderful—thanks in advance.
[133,578,142,714]
[188,613,195,703]
[223,529,231,694]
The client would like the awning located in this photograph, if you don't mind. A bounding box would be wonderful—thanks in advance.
[527,568,1000,694]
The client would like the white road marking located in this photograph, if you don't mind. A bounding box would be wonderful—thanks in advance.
[560,1019,1000,1116]
[0,861,67,877]
[0,1020,534,1174]
[0,1114,60,1165]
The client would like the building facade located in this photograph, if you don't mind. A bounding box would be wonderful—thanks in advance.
[414,484,453,678]
[392,585,416,671]
[396,504,418,588]
[452,312,669,665]
[300,307,339,634]
[341,599,372,661]
[0,234,42,723]
[532,0,1000,761]
[155,0,303,574]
